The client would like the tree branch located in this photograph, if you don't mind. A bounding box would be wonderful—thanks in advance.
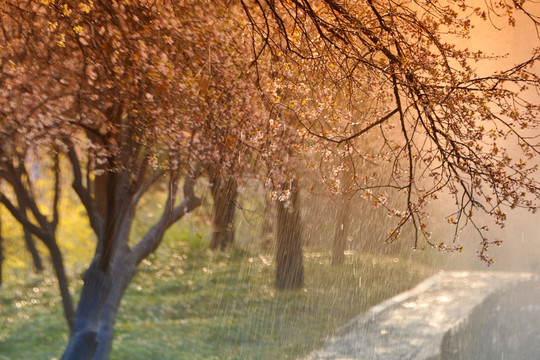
[51,153,61,229]
[131,172,201,265]
[0,193,48,240]
[66,144,104,236]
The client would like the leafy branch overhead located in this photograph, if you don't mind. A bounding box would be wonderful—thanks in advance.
[242,0,540,259]
[1,1,539,263]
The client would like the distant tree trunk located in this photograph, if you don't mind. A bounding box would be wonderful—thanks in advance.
[0,213,3,287]
[260,195,275,250]
[209,175,237,251]
[332,198,351,266]
[275,179,304,290]
[23,226,44,273]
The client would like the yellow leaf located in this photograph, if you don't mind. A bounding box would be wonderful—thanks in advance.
[79,2,92,13]
[57,33,66,47]
[63,4,71,16]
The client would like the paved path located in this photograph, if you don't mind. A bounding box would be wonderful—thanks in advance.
[302,271,537,360]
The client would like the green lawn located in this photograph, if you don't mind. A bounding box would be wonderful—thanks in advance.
[0,237,435,360]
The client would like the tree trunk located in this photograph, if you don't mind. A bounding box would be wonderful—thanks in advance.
[62,262,112,360]
[0,214,3,287]
[92,253,136,360]
[275,179,304,290]
[62,171,201,358]
[48,239,75,329]
[260,195,275,250]
[332,198,351,266]
[23,227,44,273]
[63,170,119,360]
[210,175,237,251]
[0,160,73,327]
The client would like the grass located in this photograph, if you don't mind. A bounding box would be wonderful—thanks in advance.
[0,235,436,360]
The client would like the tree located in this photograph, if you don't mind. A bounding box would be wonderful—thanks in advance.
[332,194,351,266]
[260,193,276,250]
[275,178,304,289]
[1,1,285,358]
[22,222,45,274]
[0,209,3,287]
[3,0,538,357]
[0,151,75,329]
[331,168,356,265]
[209,173,238,251]
[242,0,540,260]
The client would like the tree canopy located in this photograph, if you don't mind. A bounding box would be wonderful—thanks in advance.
[1,0,540,357]
[243,0,540,260]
